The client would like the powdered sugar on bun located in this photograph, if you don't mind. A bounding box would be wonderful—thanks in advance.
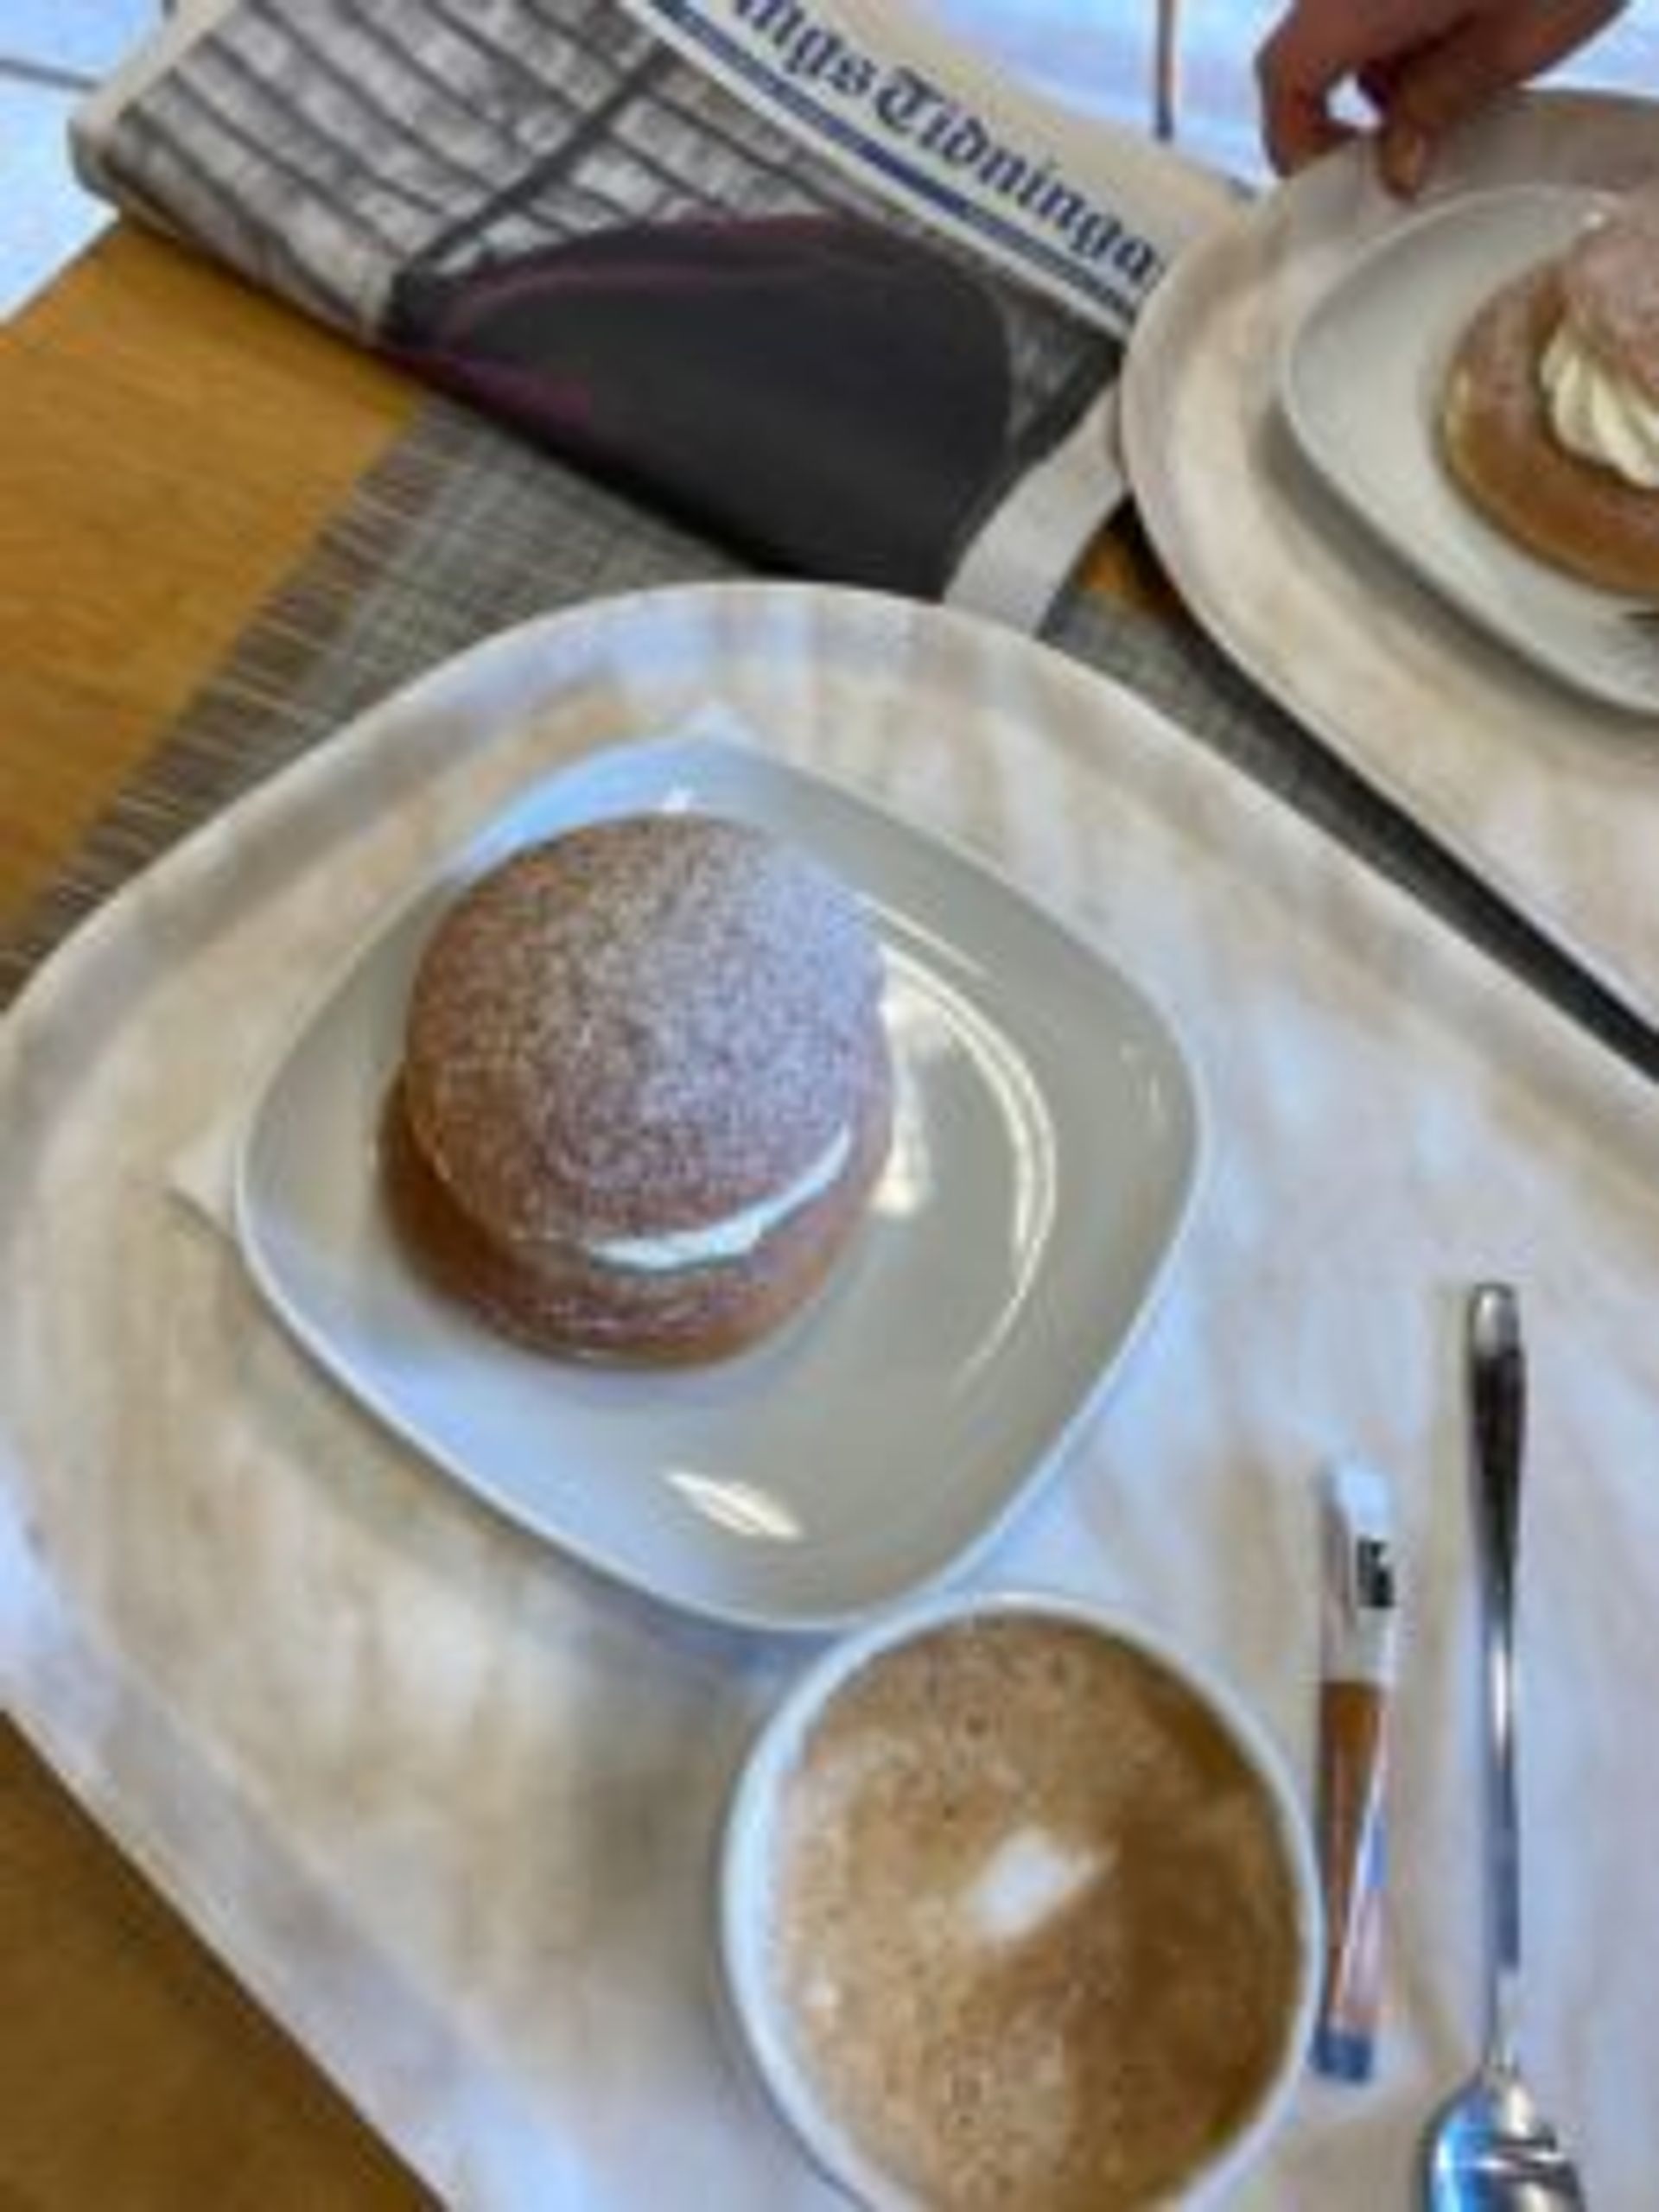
[403,813,887,1247]
[388,810,893,1363]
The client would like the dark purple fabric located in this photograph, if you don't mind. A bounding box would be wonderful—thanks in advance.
[385,216,1014,593]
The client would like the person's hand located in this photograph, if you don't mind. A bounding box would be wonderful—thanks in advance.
[1256,0,1627,194]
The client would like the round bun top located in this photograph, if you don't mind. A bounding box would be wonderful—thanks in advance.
[402,813,887,1245]
[1563,186,1659,400]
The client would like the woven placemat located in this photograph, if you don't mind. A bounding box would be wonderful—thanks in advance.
[0,403,734,1005]
[7,392,1658,1084]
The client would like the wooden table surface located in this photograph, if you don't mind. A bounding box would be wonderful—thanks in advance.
[1,223,432,2212]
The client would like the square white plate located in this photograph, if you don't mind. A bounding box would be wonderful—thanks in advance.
[1279,183,1659,715]
[235,735,1199,1634]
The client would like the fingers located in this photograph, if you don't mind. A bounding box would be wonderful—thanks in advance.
[1373,0,1627,194]
[1255,9,1366,175]
[1356,56,1409,113]
[1255,1,1464,175]
[1256,0,1627,193]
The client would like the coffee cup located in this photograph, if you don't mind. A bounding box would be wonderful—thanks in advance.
[719,1588,1320,2209]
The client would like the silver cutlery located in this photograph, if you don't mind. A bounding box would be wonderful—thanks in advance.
[1422,1284,1586,2211]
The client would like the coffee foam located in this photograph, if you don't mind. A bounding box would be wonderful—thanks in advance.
[965,1826,1103,1945]
[767,1617,1304,2212]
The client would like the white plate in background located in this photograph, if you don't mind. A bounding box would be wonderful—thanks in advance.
[235,734,1199,1634]
[1278,184,1659,714]
[1121,92,1659,1041]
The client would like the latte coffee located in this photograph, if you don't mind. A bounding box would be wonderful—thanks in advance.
[764,1614,1309,2211]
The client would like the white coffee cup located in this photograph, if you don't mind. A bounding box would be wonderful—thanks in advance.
[718,1586,1321,2210]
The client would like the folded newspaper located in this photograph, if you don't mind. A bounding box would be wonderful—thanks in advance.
[74,0,1236,626]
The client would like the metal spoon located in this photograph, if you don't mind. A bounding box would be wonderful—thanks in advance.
[1423,1284,1586,2209]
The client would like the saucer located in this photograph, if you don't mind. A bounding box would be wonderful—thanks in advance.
[236,733,1198,1632]
[1279,183,1659,714]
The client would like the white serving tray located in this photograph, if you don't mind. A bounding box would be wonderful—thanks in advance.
[8,582,1659,2207]
[1123,89,1659,1034]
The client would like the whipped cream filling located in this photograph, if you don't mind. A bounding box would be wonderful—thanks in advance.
[1541,316,1659,489]
[587,1124,853,1274]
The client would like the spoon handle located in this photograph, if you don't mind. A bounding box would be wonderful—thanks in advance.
[1467,1282,1524,2072]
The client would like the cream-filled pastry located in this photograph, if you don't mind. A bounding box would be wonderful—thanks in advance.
[1440,185,1659,597]
[385,810,891,1363]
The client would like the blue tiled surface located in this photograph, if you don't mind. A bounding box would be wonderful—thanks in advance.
[0,0,153,80]
[0,2,152,314]
[0,74,106,317]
